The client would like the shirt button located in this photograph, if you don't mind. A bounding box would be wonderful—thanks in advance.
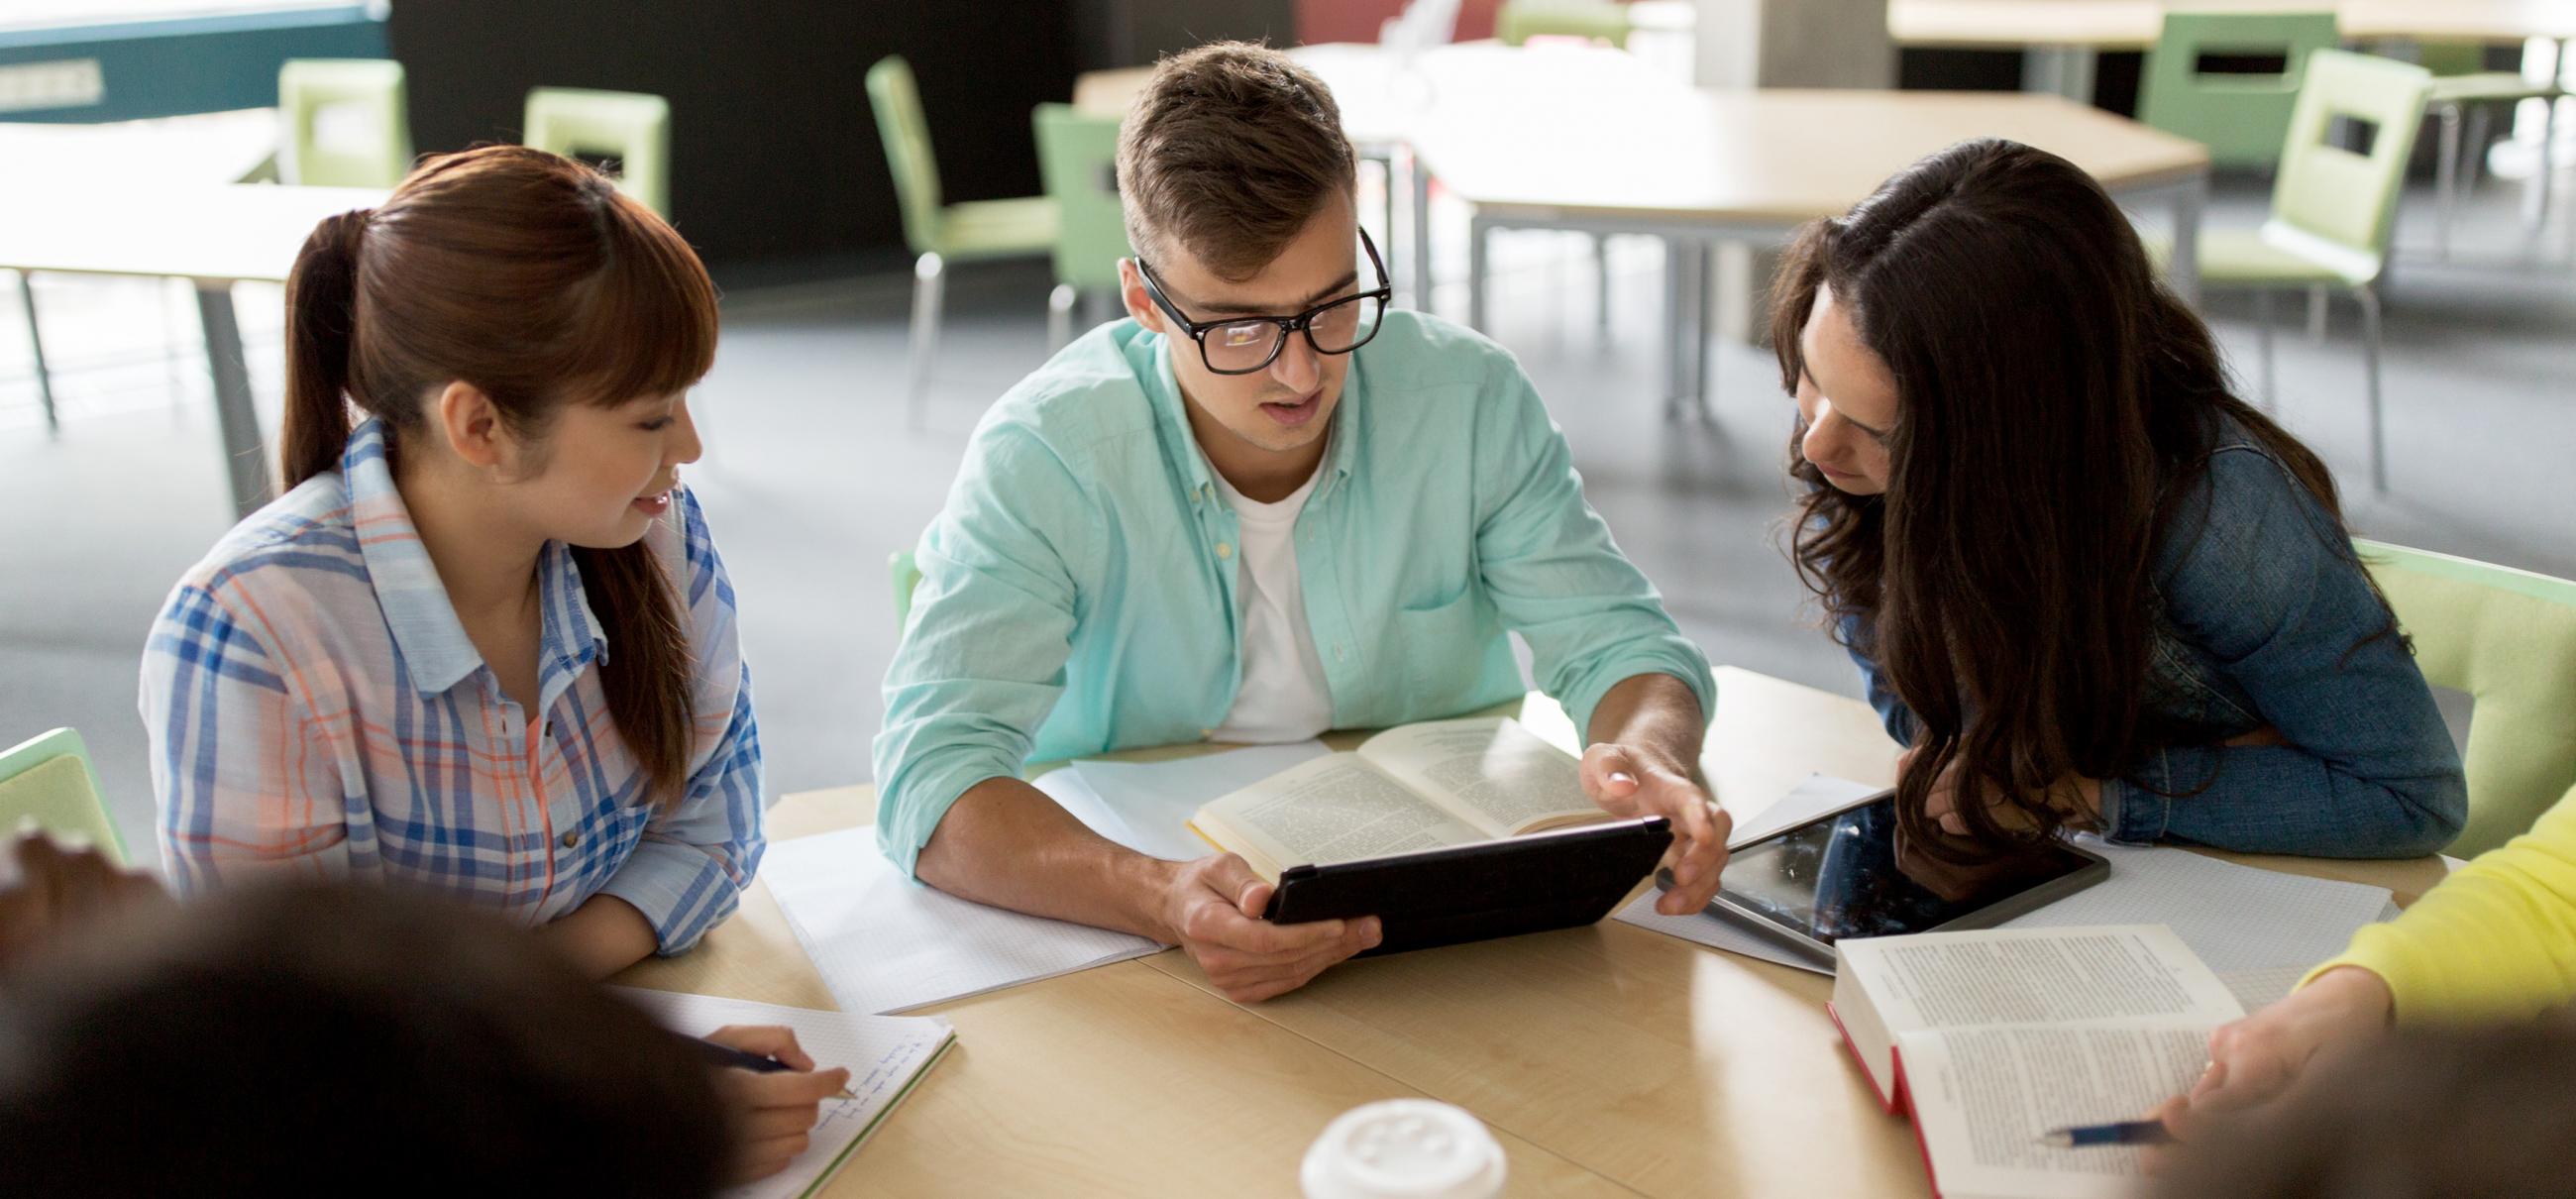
[560,830,580,849]
[1335,645,1346,663]
[1216,542,1234,560]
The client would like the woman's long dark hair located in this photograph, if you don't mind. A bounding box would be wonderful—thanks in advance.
[279,145,718,806]
[1770,138,2355,861]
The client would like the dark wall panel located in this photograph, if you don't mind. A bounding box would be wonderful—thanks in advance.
[387,2,1077,274]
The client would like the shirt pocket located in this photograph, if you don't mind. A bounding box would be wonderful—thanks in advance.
[1389,589,1499,716]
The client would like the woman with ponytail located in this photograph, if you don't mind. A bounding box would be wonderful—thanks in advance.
[136,146,841,1179]
[1771,139,2466,864]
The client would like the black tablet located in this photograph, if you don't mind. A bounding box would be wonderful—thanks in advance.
[1668,791,2107,969]
[1262,818,1673,956]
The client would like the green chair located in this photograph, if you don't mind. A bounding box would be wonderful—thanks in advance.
[2356,540,2576,857]
[868,56,1059,430]
[1495,1,1634,48]
[1031,103,1135,352]
[0,728,128,866]
[891,549,923,634]
[524,87,673,218]
[276,58,412,187]
[2415,42,2563,259]
[2138,11,2343,170]
[2171,49,2431,495]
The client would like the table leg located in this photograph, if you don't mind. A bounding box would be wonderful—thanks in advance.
[195,281,268,521]
[2022,46,2097,104]
[1466,212,1491,333]
[1661,239,1684,405]
[2168,175,2206,308]
[17,272,56,437]
[1411,149,1434,314]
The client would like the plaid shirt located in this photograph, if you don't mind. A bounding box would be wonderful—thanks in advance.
[140,418,763,953]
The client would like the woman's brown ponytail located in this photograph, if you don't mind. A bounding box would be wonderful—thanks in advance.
[279,209,372,491]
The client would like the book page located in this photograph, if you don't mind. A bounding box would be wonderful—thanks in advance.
[1900,1021,2215,1199]
[1356,717,1598,836]
[1195,753,1484,873]
[1842,926,2244,1036]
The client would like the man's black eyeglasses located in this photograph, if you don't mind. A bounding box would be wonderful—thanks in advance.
[1136,228,1392,376]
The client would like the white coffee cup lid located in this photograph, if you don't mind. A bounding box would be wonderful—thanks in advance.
[1300,1099,1507,1199]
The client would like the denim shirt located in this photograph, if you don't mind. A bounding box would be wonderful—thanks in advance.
[1844,429,2467,858]
[872,311,1713,876]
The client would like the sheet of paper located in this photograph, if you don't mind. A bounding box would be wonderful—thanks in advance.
[1729,773,1886,846]
[611,988,954,1199]
[1609,773,1884,974]
[1059,741,1335,860]
[1999,835,2396,976]
[761,826,1163,1015]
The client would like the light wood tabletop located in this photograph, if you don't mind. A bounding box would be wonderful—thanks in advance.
[1890,0,2576,51]
[616,666,2452,1197]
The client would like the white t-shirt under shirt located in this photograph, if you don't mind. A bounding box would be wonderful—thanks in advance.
[1207,465,1336,743]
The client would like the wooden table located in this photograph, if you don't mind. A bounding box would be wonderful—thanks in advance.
[1891,0,2576,99]
[0,181,381,518]
[616,667,2449,1197]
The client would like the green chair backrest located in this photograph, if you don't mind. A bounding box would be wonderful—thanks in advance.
[867,56,944,258]
[277,57,411,188]
[0,728,127,866]
[2357,539,2576,856]
[891,549,924,634]
[1495,1,1634,48]
[524,87,673,218]
[2138,11,2342,168]
[2267,50,2433,272]
[1031,103,1133,291]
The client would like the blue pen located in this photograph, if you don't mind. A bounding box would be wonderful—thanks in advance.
[2037,1120,2174,1148]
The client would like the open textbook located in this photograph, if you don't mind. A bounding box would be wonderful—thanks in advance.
[1828,926,2244,1199]
[611,988,956,1199]
[1185,717,1609,880]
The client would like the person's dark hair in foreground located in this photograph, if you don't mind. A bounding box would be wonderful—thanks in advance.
[2150,1015,2576,1199]
[0,881,727,1197]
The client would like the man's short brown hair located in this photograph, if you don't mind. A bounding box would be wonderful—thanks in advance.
[1118,42,1356,282]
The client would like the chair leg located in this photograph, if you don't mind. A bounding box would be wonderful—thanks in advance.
[1593,233,1612,339]
[2435,102,2462,261]
[906,252,944,433]
[2307,284,2328,341]
[2358,284,2387,494]
[17,272,56,437]
[1047,282,1076,353]
[2465,103,2492,195]
[2252,288,2277,410]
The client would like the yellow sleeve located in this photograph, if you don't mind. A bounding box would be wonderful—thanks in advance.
[2303,782,2576,1023]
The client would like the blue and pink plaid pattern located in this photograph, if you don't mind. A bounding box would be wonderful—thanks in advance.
[140,418,763,953]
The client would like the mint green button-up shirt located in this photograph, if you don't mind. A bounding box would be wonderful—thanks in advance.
[872,310,1713,875]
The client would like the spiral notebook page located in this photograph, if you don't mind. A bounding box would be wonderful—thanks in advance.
[611,988,955,1199]
[761,825,1163,1016]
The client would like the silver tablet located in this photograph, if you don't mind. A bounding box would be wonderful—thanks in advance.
[1663,789,2109,969]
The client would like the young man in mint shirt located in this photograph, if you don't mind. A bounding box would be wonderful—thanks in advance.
[875,43,1728,1002]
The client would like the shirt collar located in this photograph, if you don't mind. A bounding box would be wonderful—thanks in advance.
[344,418,607,698]
[1132,325,1363,505]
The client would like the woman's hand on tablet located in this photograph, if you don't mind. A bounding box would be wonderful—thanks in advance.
[1583,742,1730,916]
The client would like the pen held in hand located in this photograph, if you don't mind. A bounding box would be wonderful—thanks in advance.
[689,1035,857,1101]
[2036,1120,2174,1148]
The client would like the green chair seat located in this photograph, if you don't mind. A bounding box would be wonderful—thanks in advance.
[2357,540,2576,856]
[936,196,1061,261]
[0,728,128,866]
[2196,228,2365,287]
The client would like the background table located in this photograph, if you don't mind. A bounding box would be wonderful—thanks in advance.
[617,666,2449,1197]
[0,181,382,519]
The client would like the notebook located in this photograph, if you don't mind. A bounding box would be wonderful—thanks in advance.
[760,825,1163,1015]
[611,987,955,1199]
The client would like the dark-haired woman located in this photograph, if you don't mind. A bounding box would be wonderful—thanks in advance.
[1772,138,2464,861]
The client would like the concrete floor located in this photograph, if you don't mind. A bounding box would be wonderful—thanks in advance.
[7,171,2572,862]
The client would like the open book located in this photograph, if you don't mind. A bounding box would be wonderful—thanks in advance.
[1828,926,2244,1199]
[612,988,957,1199]
[1186,717,1607,880]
